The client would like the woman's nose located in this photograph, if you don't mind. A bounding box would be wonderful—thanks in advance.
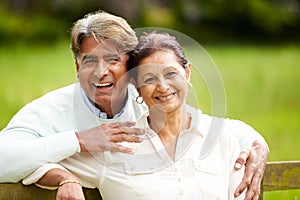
[156,79,169,93]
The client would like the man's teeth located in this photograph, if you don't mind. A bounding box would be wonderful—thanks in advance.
[94,83,112,87]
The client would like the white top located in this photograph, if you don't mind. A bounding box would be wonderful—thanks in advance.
[23,106,254,199]
[0,81,267,185]
[0,83,147,182]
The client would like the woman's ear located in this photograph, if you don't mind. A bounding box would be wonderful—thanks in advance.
[185,62,192,82]
[129,78,137,87]
[130,78,142,95]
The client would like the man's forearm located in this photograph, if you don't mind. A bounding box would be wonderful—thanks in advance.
[0,131,80,183]
[229,119,268,150]
[37,168,79,187]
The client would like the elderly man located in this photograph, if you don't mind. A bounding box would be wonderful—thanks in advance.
[0,11,268,200]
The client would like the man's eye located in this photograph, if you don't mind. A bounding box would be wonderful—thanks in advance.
[107,57,120,64]
[83,59,97,64]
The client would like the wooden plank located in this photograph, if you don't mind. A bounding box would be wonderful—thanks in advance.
[262,161,300,191]
[1,161,300,199]
[0,183,102,200]
[259,161,300,200]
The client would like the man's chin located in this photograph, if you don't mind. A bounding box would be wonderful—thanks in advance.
[94,97,113,107]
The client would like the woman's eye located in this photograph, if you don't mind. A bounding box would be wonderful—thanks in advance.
[144,77,156,84]
[165,71,177,78]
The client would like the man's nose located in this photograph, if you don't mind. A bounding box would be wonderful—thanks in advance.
[94,60,109,79]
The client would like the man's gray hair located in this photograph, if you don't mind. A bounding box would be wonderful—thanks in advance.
[71,11,138,59]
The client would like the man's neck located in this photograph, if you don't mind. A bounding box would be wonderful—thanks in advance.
[80,87,128,119]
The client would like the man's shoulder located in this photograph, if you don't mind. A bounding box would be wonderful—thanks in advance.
[36,83,77,101]
[23,83,78,113]
[44,83,77,98]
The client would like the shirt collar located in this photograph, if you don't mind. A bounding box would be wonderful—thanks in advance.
[80,87,125,119]
[136,105,204,137]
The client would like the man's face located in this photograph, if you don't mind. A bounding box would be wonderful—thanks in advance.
[76,36,129,112]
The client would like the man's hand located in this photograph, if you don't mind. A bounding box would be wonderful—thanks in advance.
[57,182,85,200]
[37,168,85,200]
[76,121,144,154]
[234,141,269,200]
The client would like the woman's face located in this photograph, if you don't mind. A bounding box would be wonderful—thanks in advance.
[136,50,190,114]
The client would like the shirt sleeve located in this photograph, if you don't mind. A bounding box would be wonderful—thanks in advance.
[226,119,269,151]
[0,131,80,183]
[0,100,80,183]
[226,130,246,200]
[22,163,69,190]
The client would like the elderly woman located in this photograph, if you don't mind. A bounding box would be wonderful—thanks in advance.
[122,32,247,199]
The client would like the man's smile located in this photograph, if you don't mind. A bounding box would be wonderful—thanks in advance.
[93,82,114,88]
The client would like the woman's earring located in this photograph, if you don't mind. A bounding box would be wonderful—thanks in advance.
[136,96,144,104]
[188,82,193,91]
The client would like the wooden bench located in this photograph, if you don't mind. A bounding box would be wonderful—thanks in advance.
[0,183,102,200]
[1,161,299,199]
[259,160,300,200]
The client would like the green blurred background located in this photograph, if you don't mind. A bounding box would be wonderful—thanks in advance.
[0,0,299,199]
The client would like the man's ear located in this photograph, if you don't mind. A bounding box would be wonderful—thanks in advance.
[75,60,79,78]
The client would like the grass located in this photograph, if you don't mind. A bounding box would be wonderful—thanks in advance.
[0,41,299,199]
[0,41,76,126]
[203,44,300,199]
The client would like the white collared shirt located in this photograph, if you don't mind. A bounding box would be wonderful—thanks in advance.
[97,106,245,199]
[80,87,125,119]
[24,105,246,199]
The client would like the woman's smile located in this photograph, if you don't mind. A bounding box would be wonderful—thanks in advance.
[154,92,176,102]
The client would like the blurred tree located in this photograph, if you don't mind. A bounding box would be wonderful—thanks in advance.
[0,0,299,44]
[195,0,300,40]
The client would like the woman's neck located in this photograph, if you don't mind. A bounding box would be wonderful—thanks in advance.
[147,105,190,160]
[148,105,189,134]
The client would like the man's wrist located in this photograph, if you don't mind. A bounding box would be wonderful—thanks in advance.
[58,179,81,187]
[75,131,86,152]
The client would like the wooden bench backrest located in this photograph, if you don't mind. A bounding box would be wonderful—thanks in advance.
[1,161,299,199]
[259,160,300,200]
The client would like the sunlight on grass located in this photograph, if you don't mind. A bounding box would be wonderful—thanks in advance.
[0,41,76,127]
[205,45,300,161]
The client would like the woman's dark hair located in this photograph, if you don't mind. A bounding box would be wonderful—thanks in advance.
[128,32,189,82]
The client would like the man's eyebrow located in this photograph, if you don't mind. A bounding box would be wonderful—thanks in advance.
[103,53,120,59]
[82,55,97,61]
